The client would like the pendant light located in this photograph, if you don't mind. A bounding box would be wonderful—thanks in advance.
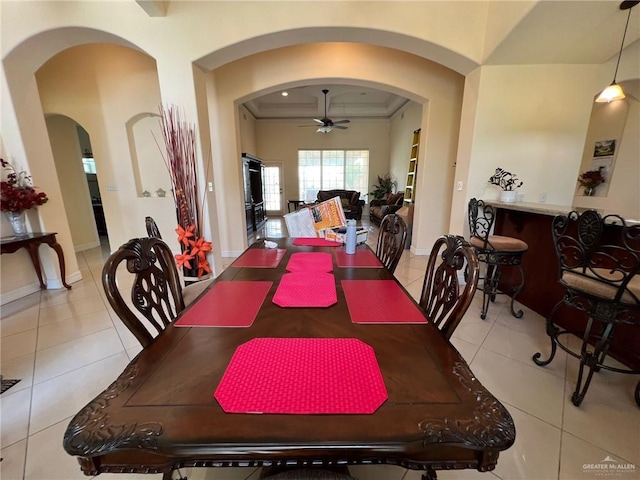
[596,1,639,103]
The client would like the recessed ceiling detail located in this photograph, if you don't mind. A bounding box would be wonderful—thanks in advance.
[243,85,409,120]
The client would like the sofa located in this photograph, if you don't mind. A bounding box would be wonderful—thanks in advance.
[369,192,405,226]
[316,190,364,220]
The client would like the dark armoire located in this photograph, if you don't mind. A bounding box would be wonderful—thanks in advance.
[242,153,266,233]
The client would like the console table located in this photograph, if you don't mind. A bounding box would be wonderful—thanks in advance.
[1,232,72,290]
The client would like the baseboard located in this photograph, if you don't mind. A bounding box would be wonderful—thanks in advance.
[0,270,83,306]
[75,240,100,252]
[222,250,245,258]
[0,282,41,306]
[411,246,431,256]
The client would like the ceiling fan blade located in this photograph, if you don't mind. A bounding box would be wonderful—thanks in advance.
[299,124,321,127]
[333,125,348,130]
[313,118,325,124]
[332,119,350,124]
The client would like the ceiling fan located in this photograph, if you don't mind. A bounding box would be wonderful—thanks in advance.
[300,89,350,133]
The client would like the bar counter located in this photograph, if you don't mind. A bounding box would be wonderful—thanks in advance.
[485,201,639,370]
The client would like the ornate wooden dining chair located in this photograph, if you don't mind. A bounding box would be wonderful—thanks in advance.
[468,198,528,320]
[532,210,640,406]
[102,236,186,348]
[144,215,213,306]
[419,235,480,339]
[376,213,408,274]
[145,215,162,238]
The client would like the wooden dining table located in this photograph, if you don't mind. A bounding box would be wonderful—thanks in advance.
[63,238,515,479]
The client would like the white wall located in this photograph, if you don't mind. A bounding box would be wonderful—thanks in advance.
[389,101,423,198]
[35,44,168,251]
[461,65,603,217]
[46,114,99,250]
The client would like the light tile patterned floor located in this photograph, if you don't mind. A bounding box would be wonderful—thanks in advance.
[1,218,638,480]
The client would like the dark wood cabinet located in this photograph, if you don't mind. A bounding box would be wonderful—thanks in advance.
[242,153,266,233]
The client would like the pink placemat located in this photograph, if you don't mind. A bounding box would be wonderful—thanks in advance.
[175,281,272,327]
[233,249,286,268]
[292,238,343,247]
[214,338,388,414]
[272,272,337,307]
[342,280,428,324]
[286,252,333,272]
[334,249,383,268]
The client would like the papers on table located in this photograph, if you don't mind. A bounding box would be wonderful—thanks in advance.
[284,196,346,238]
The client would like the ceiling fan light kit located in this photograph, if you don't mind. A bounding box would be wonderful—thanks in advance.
[595,0,639,103]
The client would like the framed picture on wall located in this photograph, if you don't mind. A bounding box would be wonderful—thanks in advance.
[593,139,615,157]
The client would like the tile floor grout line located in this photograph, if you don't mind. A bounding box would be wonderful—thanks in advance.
[22,289,44,480]
[561,430,639,467]
[499,398,564,434]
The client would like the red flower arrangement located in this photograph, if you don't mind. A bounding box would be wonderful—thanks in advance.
[159,105,212,279]
[577,169,605,189]
[1,158,48,212]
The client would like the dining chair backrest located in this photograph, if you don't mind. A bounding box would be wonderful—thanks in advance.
[419,235,480,339]
[102,237,186,348]
[145,216,162,239]
[376,213,408,274]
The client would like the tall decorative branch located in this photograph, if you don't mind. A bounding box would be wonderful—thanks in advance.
[158,105,212,279]
[160,105,200,237]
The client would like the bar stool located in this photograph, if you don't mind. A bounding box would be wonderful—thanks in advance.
[532,210,640,406]
[468,198,528,320]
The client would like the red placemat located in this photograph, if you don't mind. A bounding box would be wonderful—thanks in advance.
[233,249,286,268]
[175,281,272,327]
[335,249,383,268]
[292,238,343,247]
[272,272,337,307]
[214,338,388,414]
[286,252,333,272]
[342,280,427,324]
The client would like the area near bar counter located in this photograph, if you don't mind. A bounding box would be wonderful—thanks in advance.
[485,200,639,371]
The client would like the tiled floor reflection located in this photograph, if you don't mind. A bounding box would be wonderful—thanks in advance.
[1,217,638,480]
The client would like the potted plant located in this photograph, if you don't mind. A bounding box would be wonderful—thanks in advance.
[369,173,397,201]
[577,168,605,196]
[488,168,523,203]
[1,158,48,236]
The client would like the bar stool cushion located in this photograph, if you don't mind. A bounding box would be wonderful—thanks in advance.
[562,268,640,305]
[470,235,528,253]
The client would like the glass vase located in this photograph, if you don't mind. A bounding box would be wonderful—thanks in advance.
[584,186,596,196]
[5,210,28,236]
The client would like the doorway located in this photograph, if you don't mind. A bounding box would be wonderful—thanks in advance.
[263,162,284,216]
